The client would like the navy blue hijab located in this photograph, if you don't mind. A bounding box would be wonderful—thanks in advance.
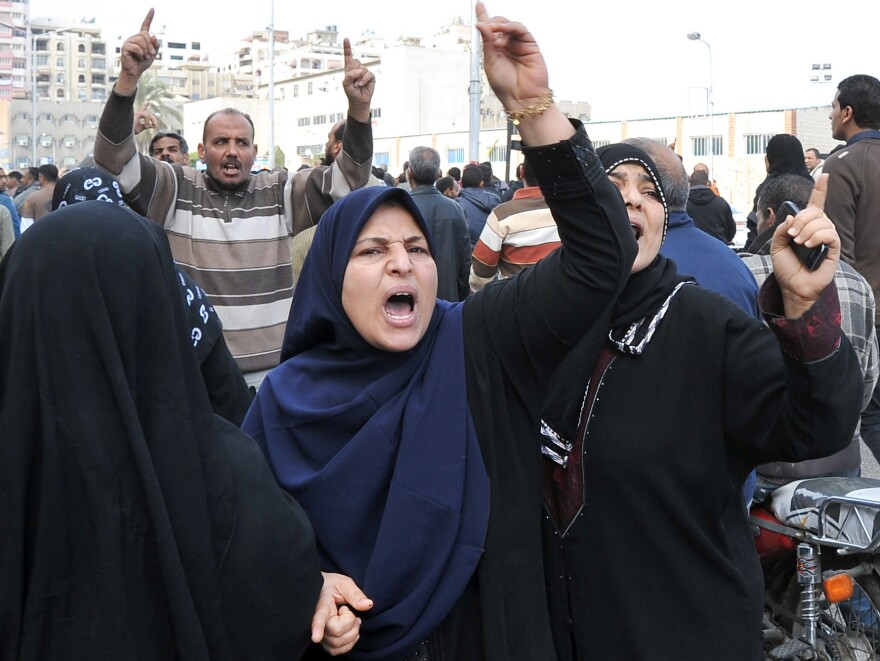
[243,186,489,660]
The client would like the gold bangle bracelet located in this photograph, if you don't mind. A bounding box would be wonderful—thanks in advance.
[505,90,554,126]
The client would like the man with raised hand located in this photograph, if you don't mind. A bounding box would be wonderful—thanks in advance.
[95,10,376,387]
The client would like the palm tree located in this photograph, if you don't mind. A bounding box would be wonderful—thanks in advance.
[134,73,184,155]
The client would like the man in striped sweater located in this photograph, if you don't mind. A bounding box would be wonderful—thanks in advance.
[94,11,375,387]
[469,158,560,293]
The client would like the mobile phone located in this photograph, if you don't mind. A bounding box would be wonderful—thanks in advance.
[777,200,829,271]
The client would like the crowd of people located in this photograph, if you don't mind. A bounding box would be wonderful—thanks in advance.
[1,3,878,660]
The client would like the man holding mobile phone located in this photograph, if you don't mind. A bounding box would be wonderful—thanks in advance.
[740,173,878,481]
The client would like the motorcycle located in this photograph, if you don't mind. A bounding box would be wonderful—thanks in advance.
[752,476,880,660]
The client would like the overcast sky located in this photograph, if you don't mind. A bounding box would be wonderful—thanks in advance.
[30,0,880,122]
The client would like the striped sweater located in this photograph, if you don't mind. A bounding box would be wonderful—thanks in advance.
[95,88,373,374]
[469,187,560,293]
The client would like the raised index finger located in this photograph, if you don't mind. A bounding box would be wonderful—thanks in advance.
[343,38,352,68]
[140,8,154,34]
[476,1,490,22]
[807,172,828,213]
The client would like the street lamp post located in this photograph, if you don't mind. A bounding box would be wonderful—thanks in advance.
[30,24,38,165]
[267,0,275,170]
[468,0,481,163]
[687,31,714,175]
[810,63,834,106]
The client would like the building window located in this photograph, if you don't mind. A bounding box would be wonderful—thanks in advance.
[78,44,85,53]
[78,74,85,83]
[56,73,64,83]
[16,134,28,147]
[308,82,313,95]
[293,84,298,97]
[55,57,63,67]
[592,140,611,148]
[35,55,48,66]
[56,43,63,51]
[39,134,52,147]
[488,145,507,162]
[78,59,86,69]
[447,148,464,163]
[375,152,390,167]
[692,135,722,157]
[370,108,382,119]
[168,41,186,49]
[745,133,774,155]
[93,58,105,68]
[192,42,201,50]
[313,114,326,125]
[56,89,64,98]
[297,117,311,127]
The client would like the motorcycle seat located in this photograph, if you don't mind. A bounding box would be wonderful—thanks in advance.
[770,477,880,549]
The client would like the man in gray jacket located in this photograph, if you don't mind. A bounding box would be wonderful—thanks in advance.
[406,146,471,301]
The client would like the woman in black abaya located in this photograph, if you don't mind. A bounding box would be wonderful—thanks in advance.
[0,202,324,659]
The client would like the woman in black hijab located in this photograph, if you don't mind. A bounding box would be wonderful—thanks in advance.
[745,133,814,249]
[50,166,253,427]
[0,202,324,659]
[539,140,861,660]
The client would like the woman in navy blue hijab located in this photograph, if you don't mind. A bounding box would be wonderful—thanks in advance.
[243,5,638,659]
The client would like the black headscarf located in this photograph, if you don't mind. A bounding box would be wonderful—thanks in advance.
[747,134,814,246]
[541,144,689,458]
[0,203,321,659]
[50,167,252,425]
[765,133,813,179]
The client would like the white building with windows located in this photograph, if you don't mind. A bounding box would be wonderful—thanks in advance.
[3,17,111,168]
[183,25,590,180]
[583,105,841,211]
[30,17,109,104]
[0,1,28,101]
